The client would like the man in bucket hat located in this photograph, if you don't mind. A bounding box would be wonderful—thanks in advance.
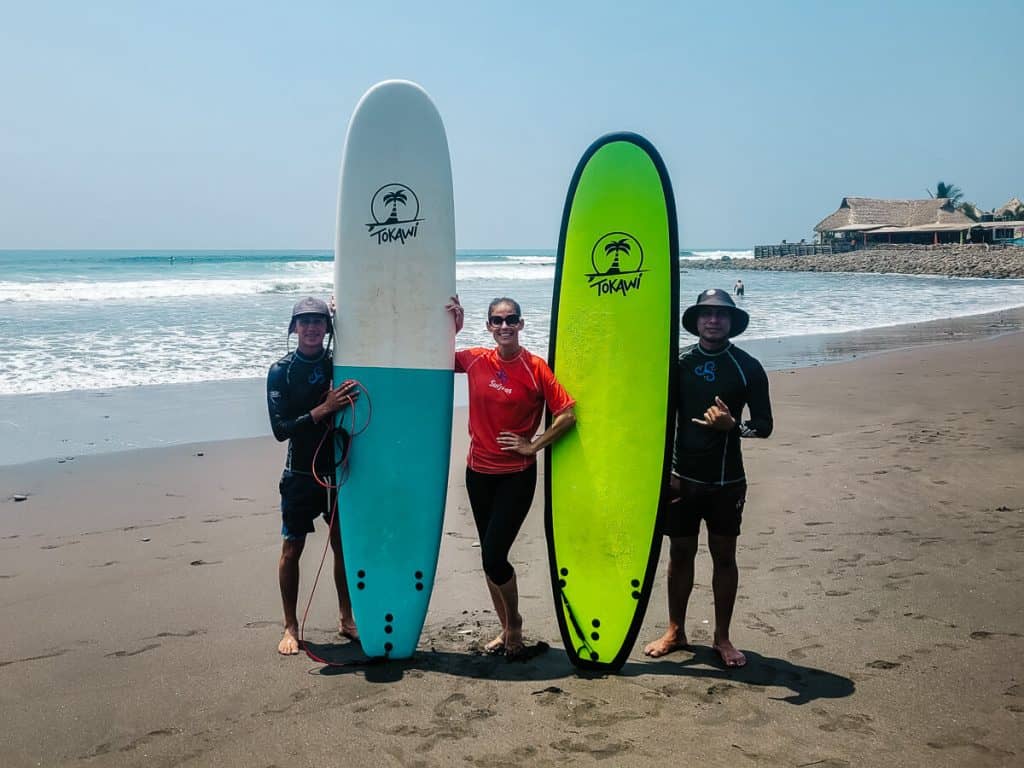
[267,297,359,655]
[644,288,773,667]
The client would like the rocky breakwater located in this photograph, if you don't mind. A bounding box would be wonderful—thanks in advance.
[688,245,1024,279]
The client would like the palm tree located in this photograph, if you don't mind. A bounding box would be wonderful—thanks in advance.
[960,201,981,221]
[382,190,408,223]
[929,181,964,207]
[604,239,630,273]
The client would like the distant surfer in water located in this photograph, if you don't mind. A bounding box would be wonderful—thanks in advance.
[267,297,360,655]
[734,279,744,297]
[446,295,576,658]
[644,289,773,667]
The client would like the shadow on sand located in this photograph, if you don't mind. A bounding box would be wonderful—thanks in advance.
[302,639,853,705]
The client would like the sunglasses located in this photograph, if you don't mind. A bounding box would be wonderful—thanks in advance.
[488,314,521,327]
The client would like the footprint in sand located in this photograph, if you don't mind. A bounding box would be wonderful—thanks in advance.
[814,709,876,735]
[146,629,205,639]
[970,630,1022,640]
[105,644,161,658]
[926,725,1014,758]
[854,608,880,624]
[0,650,69,668]
[746,614,780,637]
[788,643,824,660]
[550,737,631,760]
[771,563,809,573]
[465,745,540,768]
[887,570,927,580]
[865,659,900,670]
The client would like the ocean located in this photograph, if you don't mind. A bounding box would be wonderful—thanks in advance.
[2,249,1023,465]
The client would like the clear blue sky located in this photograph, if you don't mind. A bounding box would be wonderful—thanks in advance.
[2,1,1020,249]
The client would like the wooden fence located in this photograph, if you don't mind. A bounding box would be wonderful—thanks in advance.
[753,242,854,259]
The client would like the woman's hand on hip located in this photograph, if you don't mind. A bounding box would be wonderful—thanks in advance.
[497,431,535,455]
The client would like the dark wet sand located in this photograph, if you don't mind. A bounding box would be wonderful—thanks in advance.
[1,328,1022,767]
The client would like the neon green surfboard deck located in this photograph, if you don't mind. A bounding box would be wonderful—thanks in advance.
[546,132,678,670]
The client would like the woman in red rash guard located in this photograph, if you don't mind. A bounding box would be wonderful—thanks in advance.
[446,295,576,657]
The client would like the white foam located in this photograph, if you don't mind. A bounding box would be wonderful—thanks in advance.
[456,263,555,281]
[0,277,332,303]
[3,253,1023,396]
[683,249,755,260]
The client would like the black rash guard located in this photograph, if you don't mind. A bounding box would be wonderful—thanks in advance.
[674,342,773,486]
[266,349,333,477]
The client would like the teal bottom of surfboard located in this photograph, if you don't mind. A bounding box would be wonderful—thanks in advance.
[333,365,453,659]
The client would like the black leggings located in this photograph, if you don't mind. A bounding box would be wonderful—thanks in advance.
[465,464,537,585]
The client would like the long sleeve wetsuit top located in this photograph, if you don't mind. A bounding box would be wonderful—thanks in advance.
[674,342,773,486]
[266,349,333,477]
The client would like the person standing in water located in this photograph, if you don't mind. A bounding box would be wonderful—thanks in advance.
[447,295,576,657]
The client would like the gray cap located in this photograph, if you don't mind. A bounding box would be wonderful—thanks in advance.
[288,297,333,334]
[681,288,749,337]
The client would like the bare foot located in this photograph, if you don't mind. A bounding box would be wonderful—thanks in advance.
[643,628,688,658]
[713,639,746,667]
[484,633,505,654]
[338,618,359,641]
[278,625,300,655]
[504,616,524,658]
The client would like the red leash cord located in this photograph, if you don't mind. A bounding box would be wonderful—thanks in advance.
[298,381,372,666]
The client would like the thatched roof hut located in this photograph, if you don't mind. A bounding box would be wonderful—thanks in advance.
[815,197,973,234]
[815,197,975,245]
[994,197,1023,218]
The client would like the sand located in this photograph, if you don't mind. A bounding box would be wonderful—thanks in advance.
[1,330,1022,767]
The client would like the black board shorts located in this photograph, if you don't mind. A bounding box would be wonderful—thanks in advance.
[662,478,747,538]
[279,470,331,540]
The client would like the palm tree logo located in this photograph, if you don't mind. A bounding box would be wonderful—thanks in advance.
[382,189,408,224]
[368,183,422,233]
[588,232,644,280]
[604,238,631,274]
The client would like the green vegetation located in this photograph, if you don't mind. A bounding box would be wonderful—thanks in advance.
[927,182,1024,221]
[930,180,964,207]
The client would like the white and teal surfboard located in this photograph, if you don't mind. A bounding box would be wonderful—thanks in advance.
[333,80,455,659]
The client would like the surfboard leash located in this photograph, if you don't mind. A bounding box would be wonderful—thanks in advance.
[297,491,382,669]
[298,382,382,668]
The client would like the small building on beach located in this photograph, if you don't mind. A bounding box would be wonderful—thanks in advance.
[815,197,976,246]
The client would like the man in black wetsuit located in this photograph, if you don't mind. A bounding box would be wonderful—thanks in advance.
[644,288,773,667]
[267,297,359,655]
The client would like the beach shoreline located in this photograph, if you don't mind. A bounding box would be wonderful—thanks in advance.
[2,305,1023,468]
[1,325,1022,767]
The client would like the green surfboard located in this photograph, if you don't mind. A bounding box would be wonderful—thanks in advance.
[546,132,678,671]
